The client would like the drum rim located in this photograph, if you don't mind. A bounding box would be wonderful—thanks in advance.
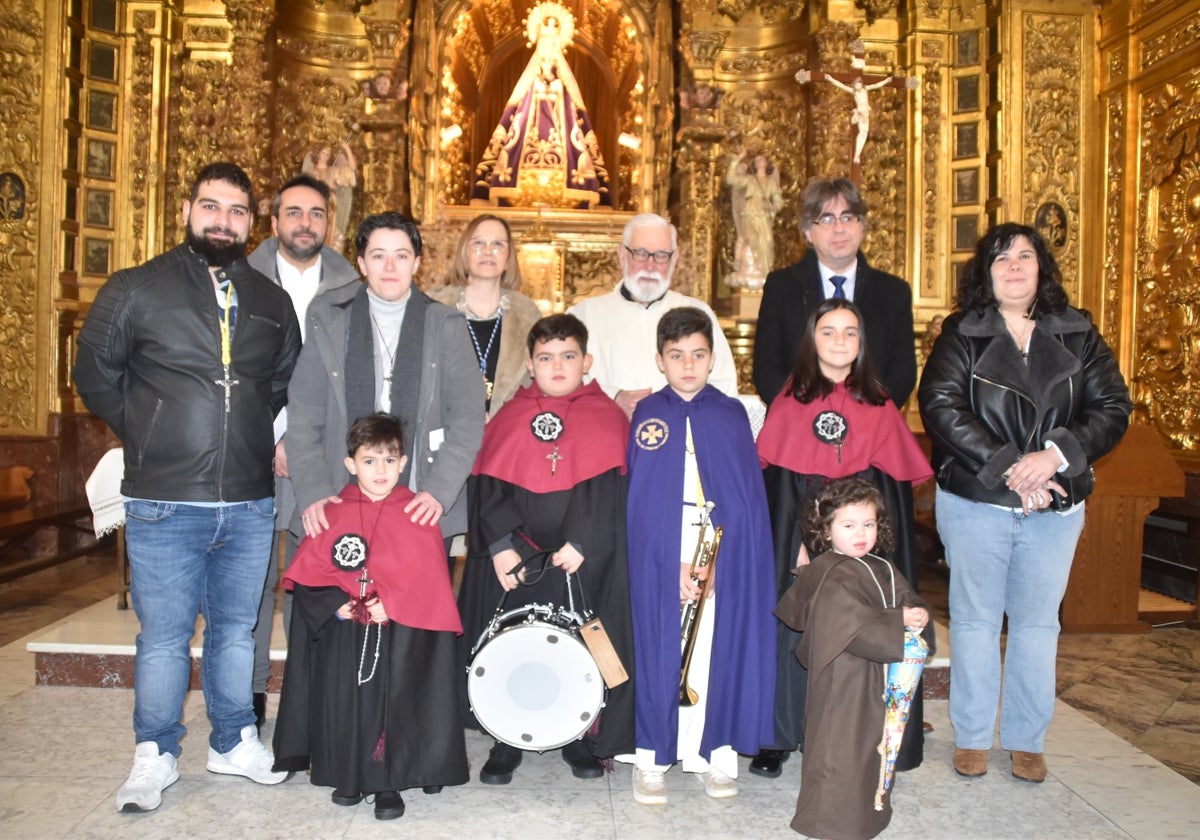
[470,602,586,657]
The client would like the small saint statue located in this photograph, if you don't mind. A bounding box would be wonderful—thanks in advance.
[725,150,782,289]
[302,141,357,250]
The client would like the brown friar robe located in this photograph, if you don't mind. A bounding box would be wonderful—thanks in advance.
[775,550,933,840]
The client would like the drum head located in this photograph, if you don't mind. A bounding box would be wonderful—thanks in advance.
[468,620,605,751]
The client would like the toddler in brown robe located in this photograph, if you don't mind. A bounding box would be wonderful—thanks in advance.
[775,478,933,840]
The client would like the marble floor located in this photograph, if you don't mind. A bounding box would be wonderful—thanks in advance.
[1,552,1199,839]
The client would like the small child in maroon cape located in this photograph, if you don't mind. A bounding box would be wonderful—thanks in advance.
[775,478,932,840]
[271,412,468,820]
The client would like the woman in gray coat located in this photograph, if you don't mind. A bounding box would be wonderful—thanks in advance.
[285,212,485,547]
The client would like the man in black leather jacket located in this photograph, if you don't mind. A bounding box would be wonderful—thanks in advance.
[74,162,301,814]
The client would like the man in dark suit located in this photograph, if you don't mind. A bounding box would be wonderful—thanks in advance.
[749,177,917,780]
[751,177,915,408]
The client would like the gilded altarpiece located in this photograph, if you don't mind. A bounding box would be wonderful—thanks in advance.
[408,1,673,303]
[0,0,46,432]
[989,1,1097,316]
[16,0,1200,469]
[1102,0,1200,457]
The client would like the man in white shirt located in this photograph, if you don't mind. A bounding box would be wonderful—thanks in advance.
[247,174,359,727]
[569,213,738,418]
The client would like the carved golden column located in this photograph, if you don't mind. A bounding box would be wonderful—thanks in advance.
[1113,0,1200,457]
[357,15,412,215]
[900,0,989,370]
[673,19,727,306]
[988,0,1098,310]
[0,0,49,432]
[674,119,726,308]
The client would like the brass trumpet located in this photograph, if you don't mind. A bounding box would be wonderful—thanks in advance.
[680,502,722,707]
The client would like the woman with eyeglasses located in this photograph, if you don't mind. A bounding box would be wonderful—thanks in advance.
[429,214,543,418]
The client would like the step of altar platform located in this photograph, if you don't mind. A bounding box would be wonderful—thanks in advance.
[26,595,952,698]
[27,596,288,691]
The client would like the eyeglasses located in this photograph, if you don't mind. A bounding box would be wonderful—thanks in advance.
[469,239,509,254]
[623,245,675,265]
[811,213,862,227]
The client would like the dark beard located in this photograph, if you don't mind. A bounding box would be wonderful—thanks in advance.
[279,230,323,263]
[186,225,247,268]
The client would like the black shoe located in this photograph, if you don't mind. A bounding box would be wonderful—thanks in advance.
[561,739,604,780]
[253,692,267,731]
[422,785,443,794]
[331,788,363,806]
[749,749,789,779]
[479,742,523,785]
[373,790,405,820]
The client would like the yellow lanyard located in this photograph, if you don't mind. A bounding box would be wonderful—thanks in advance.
[219,280,234,366]
[214,281,240,413]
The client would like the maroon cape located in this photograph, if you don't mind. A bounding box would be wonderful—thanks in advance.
[283,482,462,634]
[757,381,932,483]
[473,380,628,492]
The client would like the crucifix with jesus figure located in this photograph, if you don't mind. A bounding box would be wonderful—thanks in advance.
[795,39,918,183]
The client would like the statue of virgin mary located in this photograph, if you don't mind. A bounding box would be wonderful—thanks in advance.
[470,2,611,209]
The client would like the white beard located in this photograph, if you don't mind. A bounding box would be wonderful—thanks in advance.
[622,271,670,303]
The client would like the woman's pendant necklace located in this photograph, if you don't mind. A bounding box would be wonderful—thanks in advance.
[371,314,399,408]
[468,313,502,402]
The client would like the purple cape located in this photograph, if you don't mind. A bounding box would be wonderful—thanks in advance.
[626,385,776,764]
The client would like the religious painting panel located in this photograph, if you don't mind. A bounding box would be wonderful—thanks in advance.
[0,172,27,221]
[83,238,111,276]
[87,42,117,82]
[1035,201,1068,250]
[955,75,980,113]
[954,168,979,206]
[954,123,978,159]
[85,138,115,179]
[87,90,116,132]
[953,215,978,251]
[90,0,118,32]
[84,188,113,229]
[956,31,980,66]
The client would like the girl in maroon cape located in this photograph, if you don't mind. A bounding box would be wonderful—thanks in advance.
[754,298,933,776]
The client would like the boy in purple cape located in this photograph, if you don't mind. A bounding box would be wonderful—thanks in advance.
[626,307,776,804]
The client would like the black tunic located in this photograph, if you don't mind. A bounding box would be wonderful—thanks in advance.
[460,469,635,757]
[273,584,470,792]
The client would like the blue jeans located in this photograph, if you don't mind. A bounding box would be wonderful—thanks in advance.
[936,487,1085,753]
[126,499,275,756]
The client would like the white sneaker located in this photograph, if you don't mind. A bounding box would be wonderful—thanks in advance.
[632,767,667,805]
[700,768,738,799]
[116,742,179,812]
[206,725,288,785]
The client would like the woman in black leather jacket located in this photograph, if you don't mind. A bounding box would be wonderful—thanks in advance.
[917,223,1131,784]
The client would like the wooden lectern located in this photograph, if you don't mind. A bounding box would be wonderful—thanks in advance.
[1061,423,1185,633]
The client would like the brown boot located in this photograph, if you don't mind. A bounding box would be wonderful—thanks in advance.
[953,748,988,777]
[1011,751,1047,783]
